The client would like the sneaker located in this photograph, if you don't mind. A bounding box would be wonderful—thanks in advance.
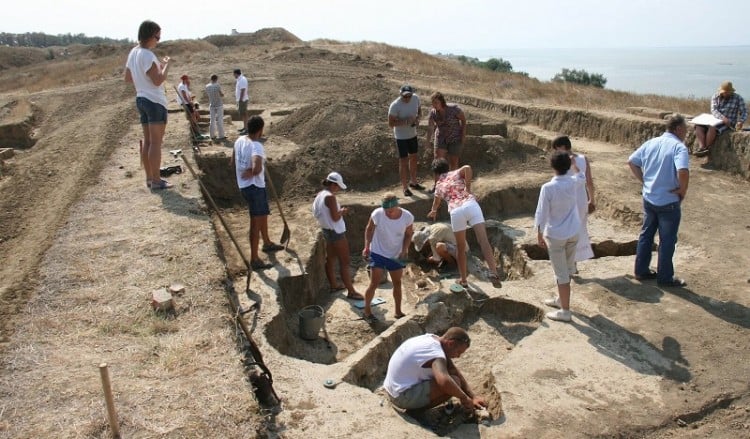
[403,188,413,196]
[150,179,173,190]
[546,309,572,322]
[409,182,426,190]
[262,243,284,252]
[657,277,687,287]
[635,270,657,281]
[543,297,561,308]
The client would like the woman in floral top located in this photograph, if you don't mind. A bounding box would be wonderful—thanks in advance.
[427,158,501,288]
[427,92,467,174]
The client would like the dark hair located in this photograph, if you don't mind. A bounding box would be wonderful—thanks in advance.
[430,91,446,107]
[431,158,449,175]
[321,179,335,187]
[137,20,161,45]
[233,68,242,75]
[550,151,571,175]
[210,74,218,81]
[551,135,572,150]
[247,115,264,135]
[665,113,686,133]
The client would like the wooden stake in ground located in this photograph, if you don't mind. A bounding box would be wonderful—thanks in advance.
[99,363,121,439]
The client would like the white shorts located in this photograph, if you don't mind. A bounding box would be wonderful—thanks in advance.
[449,199,485,232]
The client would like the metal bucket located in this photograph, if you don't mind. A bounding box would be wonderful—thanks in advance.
[298,305,325,341]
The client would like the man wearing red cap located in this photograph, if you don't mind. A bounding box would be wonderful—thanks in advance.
[177,74,200,126]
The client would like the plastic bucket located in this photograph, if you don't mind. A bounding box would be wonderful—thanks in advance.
[298,305,325,341]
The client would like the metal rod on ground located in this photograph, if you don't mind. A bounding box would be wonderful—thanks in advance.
[180,155,253,294]
[98,363,121,439]
[264,167,291,248]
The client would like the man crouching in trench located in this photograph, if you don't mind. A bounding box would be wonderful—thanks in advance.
[383,327,487,412]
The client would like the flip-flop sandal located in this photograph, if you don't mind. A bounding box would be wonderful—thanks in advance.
[330,285,346,293]
[346,293,365,300]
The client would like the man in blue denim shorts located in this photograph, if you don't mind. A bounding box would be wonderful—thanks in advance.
[232,116,284,270]
[383,327,487,412]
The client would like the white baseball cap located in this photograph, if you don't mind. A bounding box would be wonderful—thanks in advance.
[326,171,347,189]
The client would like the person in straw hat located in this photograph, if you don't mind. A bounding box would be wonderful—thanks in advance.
[694,80,747,157]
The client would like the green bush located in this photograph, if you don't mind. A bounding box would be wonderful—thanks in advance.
[552,68,607,88]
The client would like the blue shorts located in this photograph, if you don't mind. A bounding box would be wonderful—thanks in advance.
[240,185,270,216]
[369,252,405,272]
[136,97,167,125]
[322,229,346,242]
[395,137,419,158]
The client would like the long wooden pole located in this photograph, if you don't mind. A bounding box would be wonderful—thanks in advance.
[98,363,121,439]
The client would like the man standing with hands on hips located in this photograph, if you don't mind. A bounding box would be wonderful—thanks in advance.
[388,84,424,197]
[628,114,690,287]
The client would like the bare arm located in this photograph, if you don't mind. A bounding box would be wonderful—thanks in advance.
[628,161,643,184]
[146,57,169,87]
[124,67,133,83]
[457,109,467,145]
[325,194,344,222]
[584,156,595,206]
[401,224,414,258]
[427,195,441,220]
[459,165,473,193]
[241,155,264,179]
[362,217,375,257]
[432,358,486,410]
[671,169,689,201]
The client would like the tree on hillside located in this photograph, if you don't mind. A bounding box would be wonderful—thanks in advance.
[552,68,607,88]
[0,32,129,48]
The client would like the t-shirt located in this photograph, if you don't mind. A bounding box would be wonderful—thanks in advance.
[370,207,414,258]
[235,74,249,102]
[312,189,346,233]
[233,136,265,189]
[176,82,192,105]
[125,46,167,108]
[383,334,445,398]
[388,94,420,140]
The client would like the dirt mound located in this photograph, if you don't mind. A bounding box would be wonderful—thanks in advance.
[270,45,366,64]
[0,46,48,71]
[0,99,37,148]
[160,39,218,56]
[204,27,301,47]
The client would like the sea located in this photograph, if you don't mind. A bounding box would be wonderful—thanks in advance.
[460,46,750,99]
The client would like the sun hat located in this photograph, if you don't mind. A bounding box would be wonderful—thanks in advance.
[400,84,414,96]
[718,81,735,94]
[412,226,430,251]
[325,171,347,189]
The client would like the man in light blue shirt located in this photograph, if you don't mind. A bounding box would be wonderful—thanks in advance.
[628,114,690,287]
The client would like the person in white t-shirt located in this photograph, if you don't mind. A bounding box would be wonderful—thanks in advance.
[232,116,284,270]
[383,327,487,412]
[177,74,200,126]
[234,68,249,134]
[361,193,414,323]
[124,20,171,190]
[312,172,363,300]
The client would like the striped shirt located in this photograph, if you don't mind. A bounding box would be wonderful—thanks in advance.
[205,82,223,108]
[711,92,747,126]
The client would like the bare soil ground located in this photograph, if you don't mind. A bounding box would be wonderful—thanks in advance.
[0,36,748,438]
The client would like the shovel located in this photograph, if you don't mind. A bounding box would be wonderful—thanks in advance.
[264,167,291,249]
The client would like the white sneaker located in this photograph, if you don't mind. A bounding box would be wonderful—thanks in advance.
[543,297,561,309]
[546,309,572,322]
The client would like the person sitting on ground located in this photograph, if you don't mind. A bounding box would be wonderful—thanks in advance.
[232,115,285,270]
[427,158,501,289]
[312,172,364,300]
[551,135,595,273]
[412,222,466,269]
[383,327,487,412]
[534,151,586,322]
[694,80,747,157]
[361,193,414,323]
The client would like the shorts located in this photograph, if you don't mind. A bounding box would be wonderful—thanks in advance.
[435,141,462,156]
[697,123,730,135]
[449,199,485,232]
[136,97,167,125]
[240,185,270,216]
[395,137,419,158]
[389,380,432,410]
[545,235,578,284]
[238,100,248,118]
[322,229,346,242]
[368,252,405,272]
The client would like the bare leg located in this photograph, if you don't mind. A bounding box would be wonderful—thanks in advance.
[454,230,469,284]
[694,125,707,149]
[333,238,360,298]
[146,122,166,183]
[363,267,384,317]
[399,156,409,191]
[249,215,267,262]
[426,374,466,408]
[140,124,151,182]
[390,268,404,317]
[706,125,717,148]
[325,240,340,289]
[408,153,419,185]
[258,210,276,246]
[472,222,499,275]
[434,242,456,265]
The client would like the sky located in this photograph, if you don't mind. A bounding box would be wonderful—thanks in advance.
[4,0,750,52]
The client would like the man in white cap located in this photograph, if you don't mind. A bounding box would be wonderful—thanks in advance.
[694,80,747,156]
[412,222,465,268]
[388,84,424,197]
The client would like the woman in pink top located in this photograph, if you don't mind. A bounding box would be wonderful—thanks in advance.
[427,158,501,288]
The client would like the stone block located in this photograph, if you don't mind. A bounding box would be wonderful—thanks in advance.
[151,287,174,312]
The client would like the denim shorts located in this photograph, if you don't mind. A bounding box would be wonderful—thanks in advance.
[322,229,346,242]
[136,97,167,125]
[369,252,405,272]
[389,380,431,410]
[240,185,270,216]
